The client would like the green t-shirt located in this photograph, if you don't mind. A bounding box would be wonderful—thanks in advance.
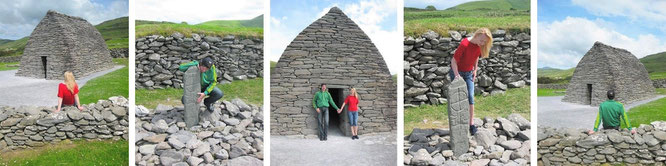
[313,91,339,110]
[593,100,632,131]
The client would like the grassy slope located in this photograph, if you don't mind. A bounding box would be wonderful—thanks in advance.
[136,78,263,109]
[0,39,13,45]
[536,88,566,97]
[640,52,666,79]
[405,86,530,135]
[0,62,19,71]
[625,88,666,128]
[404,0,530,36]
[135,15,263,38]
[78,58,129,104]
[0,140,128,165]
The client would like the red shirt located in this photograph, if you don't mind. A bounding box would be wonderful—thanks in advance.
[344,95,359,112]
[453,38,481,72]
[57,83,79,105]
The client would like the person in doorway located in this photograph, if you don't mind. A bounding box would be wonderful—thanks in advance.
[588,90,636,135]
[179,57,223,112]
[338,87,360,140]
[56,71,84,113]
[449,28,493,135]
[313,84,339,141]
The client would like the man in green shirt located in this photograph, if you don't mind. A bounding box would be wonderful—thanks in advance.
[588,90,636,135]
[179,57,223,112]
[313,84,340,141]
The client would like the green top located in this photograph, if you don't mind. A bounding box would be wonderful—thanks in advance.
[593,100,632,131]
[313,90,339,110]
[178,60,217,95]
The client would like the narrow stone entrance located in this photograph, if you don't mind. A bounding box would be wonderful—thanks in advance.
[327,87,349,136]
[586,84,592,105]
[41,56,47,78]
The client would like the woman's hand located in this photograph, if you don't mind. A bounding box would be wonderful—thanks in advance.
[77,106,85,111]
[54,108,60,113]
[316,108,320,113]
[197,93,205,103]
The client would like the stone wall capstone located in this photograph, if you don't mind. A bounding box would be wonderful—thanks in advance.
[0,96,128,151]
[135,98,264,166]
[135,33,263,89]
[404,30,531,106]
[537,121,666,165]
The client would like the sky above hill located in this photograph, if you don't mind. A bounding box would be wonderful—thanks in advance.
[135,0,263,25]
[404,0,477,9]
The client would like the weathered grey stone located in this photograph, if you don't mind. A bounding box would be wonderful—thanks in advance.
[184,66,201,127]
[447,77,470,157]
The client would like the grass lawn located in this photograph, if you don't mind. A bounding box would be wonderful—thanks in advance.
[619,88,666,128]
[136,23,262,38]
[0,140,128,165]
[0,61,19,71]
[536,88,566,97]
[78,58,129,105]
[404,9,530,37]
[649,71,666,80]
[136,78,263,109]
[404,86,530,135]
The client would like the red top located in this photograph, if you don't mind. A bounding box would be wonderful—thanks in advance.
[344,95,359,112]
[453,38,481,72]
[57,83,79,105]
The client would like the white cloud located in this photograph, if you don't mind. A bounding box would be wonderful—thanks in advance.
[538,17,666,69]
[135,0,263,24]
[404,0,477,10]
[571,0,666,32]
[270,16,280,27]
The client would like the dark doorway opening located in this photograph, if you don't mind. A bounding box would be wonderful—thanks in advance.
[328,88,345,136]
[41,56,47,78]
[586,84,592,105]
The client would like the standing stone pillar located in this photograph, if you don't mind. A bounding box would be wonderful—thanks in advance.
[447,77,470,157]
[184,66,201,127]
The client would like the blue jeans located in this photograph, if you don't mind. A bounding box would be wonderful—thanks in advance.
[348,111,358,126]
[449,70,475,105]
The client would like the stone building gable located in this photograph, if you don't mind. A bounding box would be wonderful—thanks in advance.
[16,10,112,79]
[563,42,655,106]
[271,7,396,136]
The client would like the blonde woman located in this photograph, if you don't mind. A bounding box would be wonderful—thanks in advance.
[338,87,360,140]
[449,28,493,135]
[56,71,84,113]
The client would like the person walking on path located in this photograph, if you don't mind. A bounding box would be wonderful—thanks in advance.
[179,57,223,112]
[449,28,493,135]
[338,87,360,140]
[313,84,339,141]
[55,71,84,113]
[588,90,636,135]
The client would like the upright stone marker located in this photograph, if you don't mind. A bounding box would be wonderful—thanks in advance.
[184,66,201,127]
[447,77,470,157]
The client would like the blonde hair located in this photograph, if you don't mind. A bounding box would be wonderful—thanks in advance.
[350,87,359,99]
[474,28,493,58]
[64,71,77,92]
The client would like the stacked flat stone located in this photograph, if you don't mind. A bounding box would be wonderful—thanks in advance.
[0,56,21,63]
[404,30,531,106]
[110,48,129,58]
[537,121,666,165]
[654,79,666,88]
[536,84,568,90]
[135,98,264,166]
[270,7,397,136]
[0,96,129,151]
[562,42,656,106]
[16,10,113,79]
[135,33,263,89]
[404,113,531,166]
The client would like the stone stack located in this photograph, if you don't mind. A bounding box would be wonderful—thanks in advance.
[110,48,129,58]
[538,121,666,165]
[653,79,666,88]
[0,96,128,151]
[404,114,531,166]
[135,33,263,89]
[135,98,263,166]
[404,30,531,106]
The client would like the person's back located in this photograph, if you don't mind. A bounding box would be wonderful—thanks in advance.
[590,90,634,134]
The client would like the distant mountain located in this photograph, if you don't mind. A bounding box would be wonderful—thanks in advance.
[0,39,13,45]
[448,0,530,11]
[196,15,264,28]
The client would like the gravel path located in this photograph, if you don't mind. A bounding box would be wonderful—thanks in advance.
[537,95,665,129]
[270,128,397,166]
[0,66,124,107]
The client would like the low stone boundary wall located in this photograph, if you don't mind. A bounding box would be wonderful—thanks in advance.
[0,56,21,63]
[654,79,666,88]
[110,48,129,58]
[537,84,568,89]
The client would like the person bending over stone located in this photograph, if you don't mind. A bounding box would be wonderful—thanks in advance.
[588,90,636,135]
[313,84,339,141]
[338,87,360,140]
[56,71,84,113]
[179,57,223,112]
[449,28,493,135]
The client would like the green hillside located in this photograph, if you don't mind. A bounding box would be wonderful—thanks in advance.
[135,15,263,38]
[640,51,666,79]
[537,67,575,79]
[404,0,530,36]
[0,39,13,45]
[240,15,263,28]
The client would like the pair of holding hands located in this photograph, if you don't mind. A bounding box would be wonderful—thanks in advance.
[314,108,343,114]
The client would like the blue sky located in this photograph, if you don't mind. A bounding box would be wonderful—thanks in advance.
[0,0,128,40]
[270,0,400,74]
[135,0,263,24]
[538,0,666,69]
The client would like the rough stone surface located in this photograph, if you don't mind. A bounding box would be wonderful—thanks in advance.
[562,42,656,106]
[447,77,470,157]
[270,7,396,136]
[16,10,113,79]
[183,66,201,127]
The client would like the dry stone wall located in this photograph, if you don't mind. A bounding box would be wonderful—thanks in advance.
[654,79,666,88]
[135,98,263,166]
[537,84,568,89]
[135,33,263,89]
[0,56,21,63]
[110,48,129,58]
[537,121,666,165]
[404,30,531,106]
[0,96,128,151]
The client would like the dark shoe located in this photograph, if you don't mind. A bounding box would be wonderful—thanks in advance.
[351,136,355,140]
[207,105,215,112]
[355,135,359,139]
[470,125,477,135]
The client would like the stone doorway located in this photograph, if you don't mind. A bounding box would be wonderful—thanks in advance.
[327,87,349,136]
[586,84,592,105]
[41,56,47,78]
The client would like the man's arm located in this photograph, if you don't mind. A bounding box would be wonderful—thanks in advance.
[179,61,199,72]
[203,65,217,95]
[620,104,632,130]
[313,92,318,109]
[327,93,339,110]
[593,108,602,132]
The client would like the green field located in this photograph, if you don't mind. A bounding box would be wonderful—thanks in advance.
[405,86,530,135]
[625,90,666,128]
[404,0,530,36]
[78,58,129,105]
[0,140,128,165]
[536,88,565,97]
[135,15,263,38]
[539,51,666,82]
[0,61,19,71]
[136,78,263,109]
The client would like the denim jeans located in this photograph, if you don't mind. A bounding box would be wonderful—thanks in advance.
[317,107,329,139]
[449,70,475,105]
[348,111,358,126]
[181,86,224,110]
